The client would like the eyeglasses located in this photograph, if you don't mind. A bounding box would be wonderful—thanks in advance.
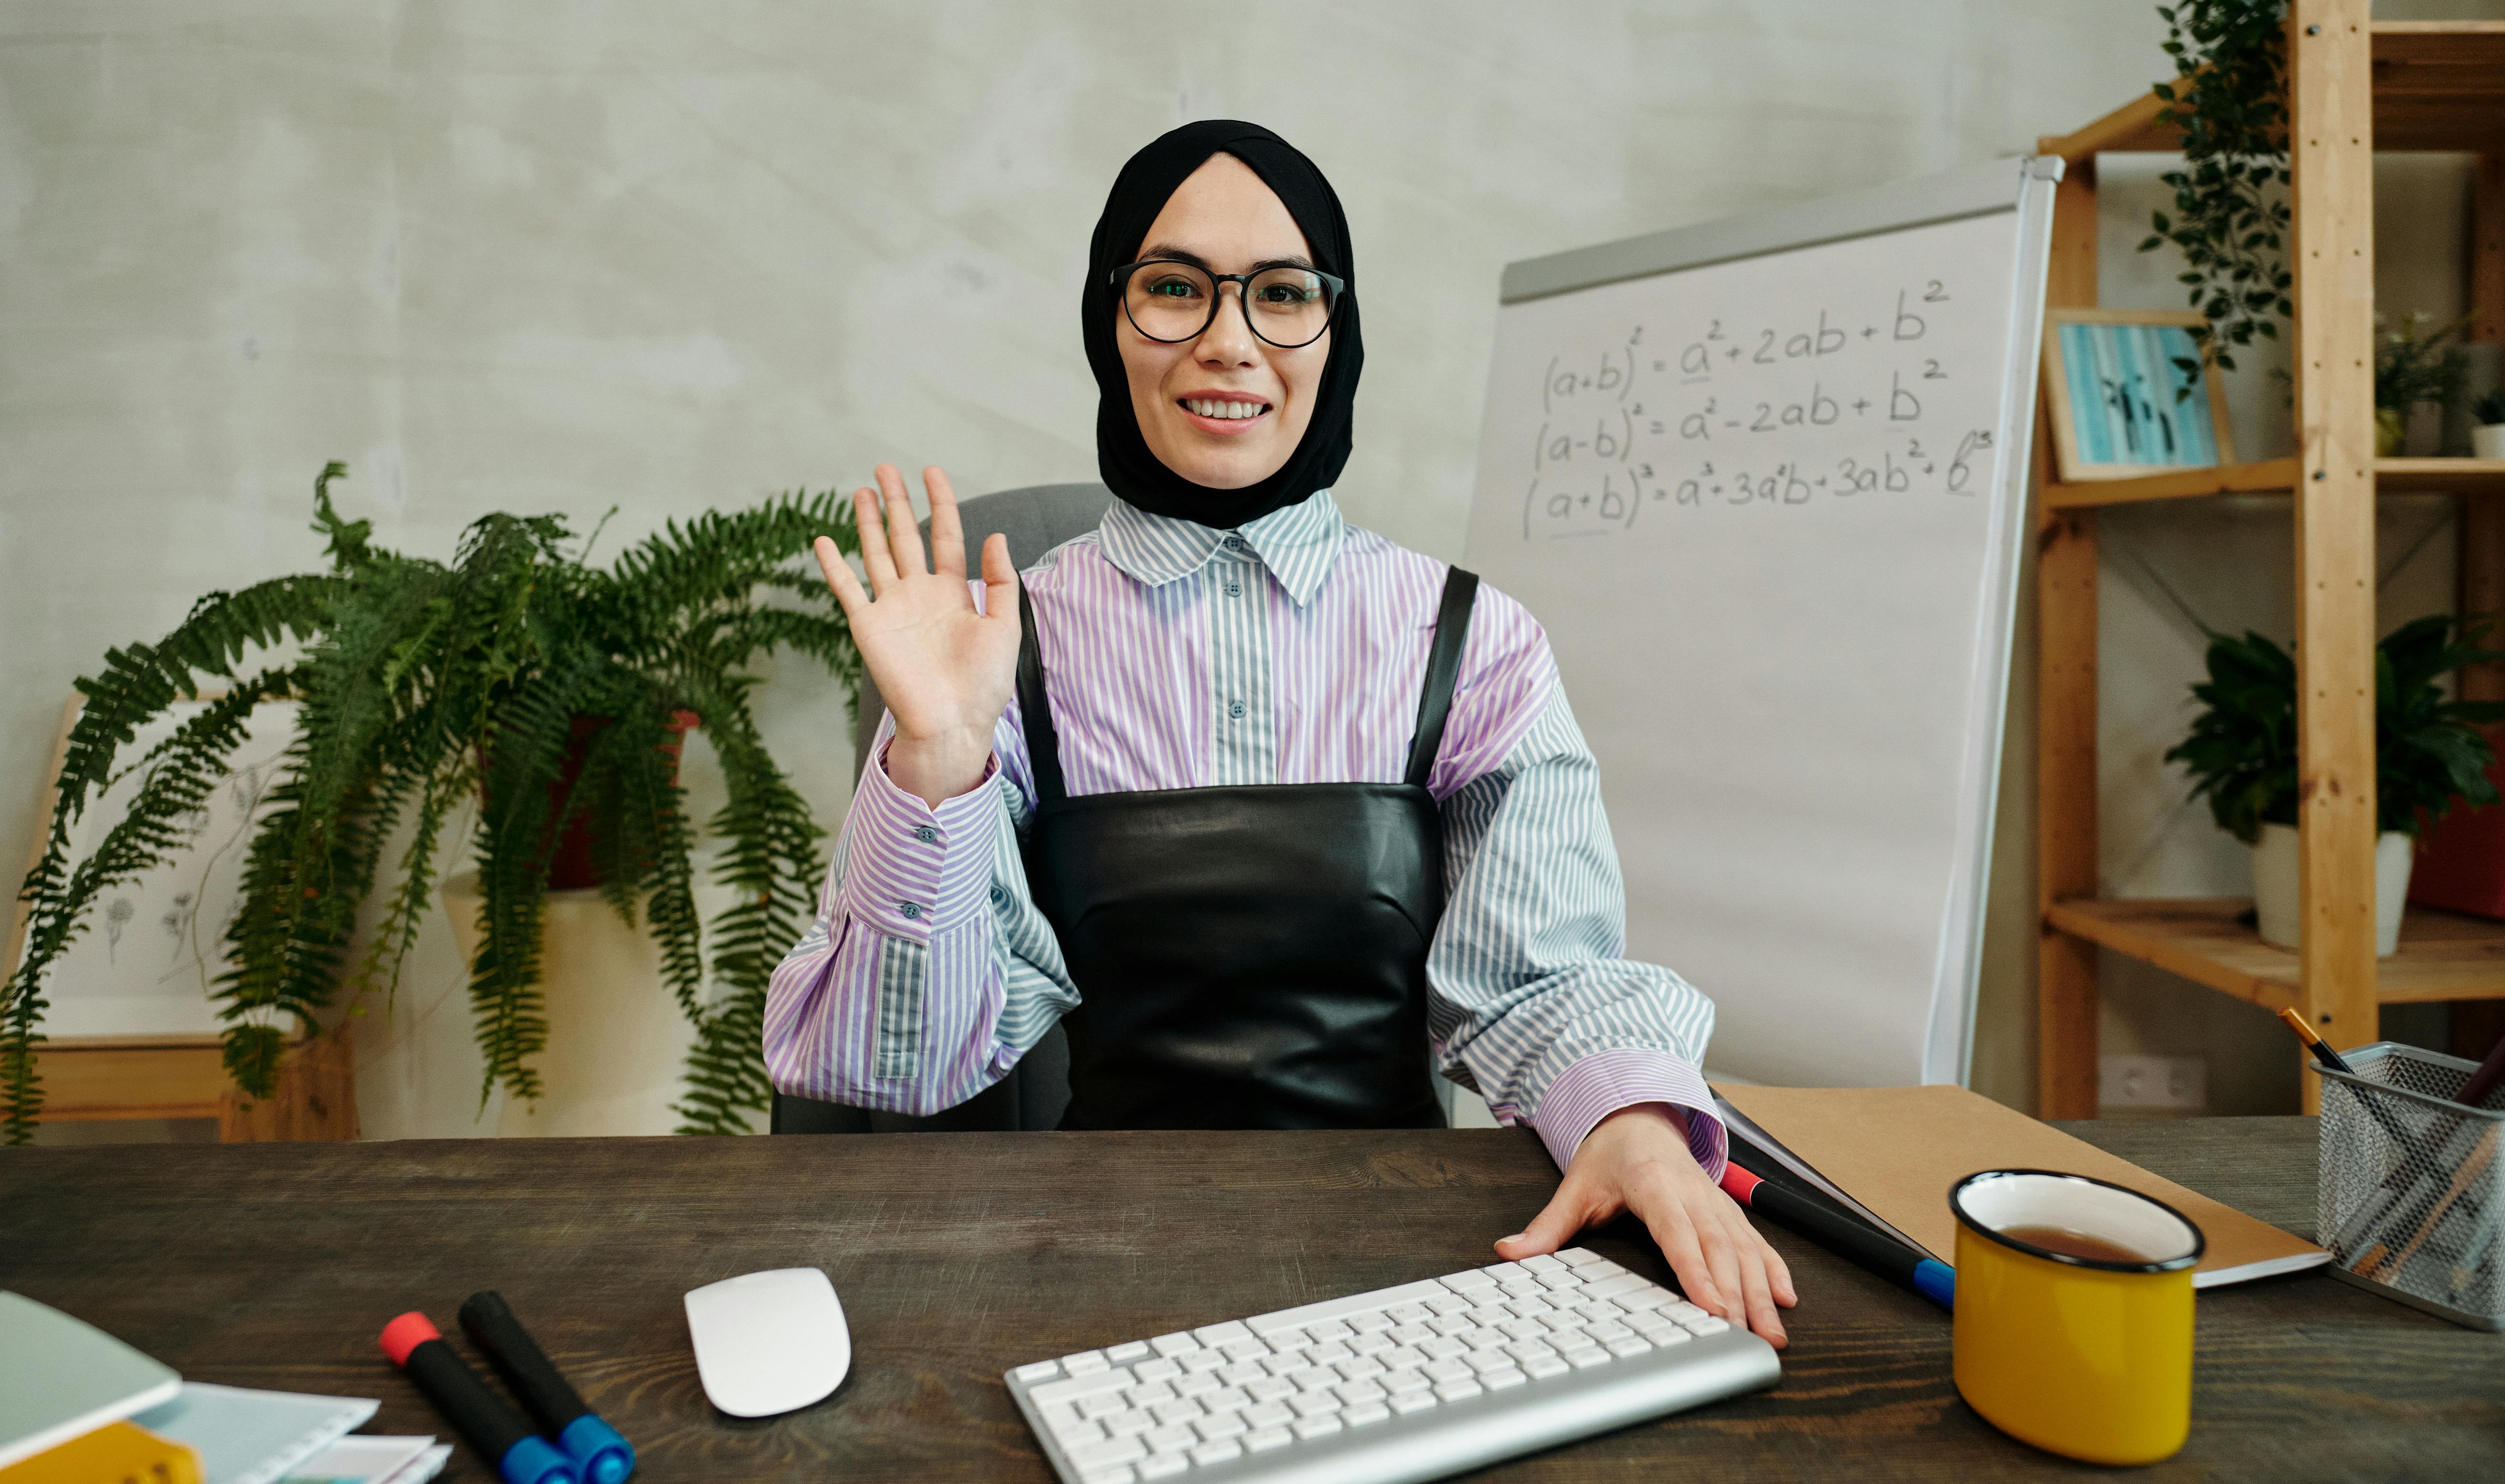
[1112,259,1346,350]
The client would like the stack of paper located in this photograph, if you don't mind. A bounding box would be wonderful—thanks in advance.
[0,1293,409,1484]
[1714,1083,2329,1287]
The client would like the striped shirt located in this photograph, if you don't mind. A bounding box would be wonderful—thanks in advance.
[763,491,1727,1176]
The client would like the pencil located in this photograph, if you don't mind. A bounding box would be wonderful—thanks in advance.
[2274,1005,2357,1074]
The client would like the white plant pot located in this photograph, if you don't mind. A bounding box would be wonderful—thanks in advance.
[443,871,726,1135]
[2249,823,2415,959]
[2475,423,2505,460]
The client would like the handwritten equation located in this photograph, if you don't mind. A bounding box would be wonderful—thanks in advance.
[1513,281,1999,542]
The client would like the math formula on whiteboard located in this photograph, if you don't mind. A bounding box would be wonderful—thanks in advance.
[1509,279,2000,542]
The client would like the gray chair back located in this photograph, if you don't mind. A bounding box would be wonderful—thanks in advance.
[775,481,1110,1135]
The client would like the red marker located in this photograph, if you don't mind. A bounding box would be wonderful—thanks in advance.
[1719,1159,1955,1310]
[380,1313,578,1484]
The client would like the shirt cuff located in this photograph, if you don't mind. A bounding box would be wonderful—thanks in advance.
[836,734,1002,942]
[1528,1048,1726,1180]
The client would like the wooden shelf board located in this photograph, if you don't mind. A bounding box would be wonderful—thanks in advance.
[2036,21,2505,162]
[2044,458,2505,509]
[2046,897,2505,1012]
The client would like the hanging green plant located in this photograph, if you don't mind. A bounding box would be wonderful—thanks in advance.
[2138,0,2294,394]
[2,464,859,1143]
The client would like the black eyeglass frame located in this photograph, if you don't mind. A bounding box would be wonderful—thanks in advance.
[1110,259,1349,350]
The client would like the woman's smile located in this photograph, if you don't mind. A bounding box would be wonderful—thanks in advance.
[1178,392,1273,433]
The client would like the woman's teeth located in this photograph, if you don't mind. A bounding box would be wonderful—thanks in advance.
[1184,399,1267,420]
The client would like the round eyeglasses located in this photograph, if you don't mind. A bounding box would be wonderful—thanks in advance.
[1112,259,1346,350]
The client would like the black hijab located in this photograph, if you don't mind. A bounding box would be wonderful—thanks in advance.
[1084,120,1361,530]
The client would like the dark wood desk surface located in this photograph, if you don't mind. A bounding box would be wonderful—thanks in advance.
[2,1118,2497,1481]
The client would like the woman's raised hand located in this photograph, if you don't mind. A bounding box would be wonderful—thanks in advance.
[813,464,1021,807]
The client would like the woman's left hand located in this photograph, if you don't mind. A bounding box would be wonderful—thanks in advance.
[1494,1104,1796,1349]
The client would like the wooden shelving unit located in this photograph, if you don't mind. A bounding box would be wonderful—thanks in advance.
[2035,4,2505,1119]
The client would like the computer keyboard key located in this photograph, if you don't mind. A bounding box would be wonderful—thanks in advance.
[1135,1456,1188,1481]
[1133,1357,1182,1382]
[1064,1350,1112,1374]
[1433,1379,1483,1403]
[1288,1393,1339,1420]
[1191,1441,1243,1466]
[1306,1339,1353,1364]
[1104,1410,1154,1437]
[1106,1342,1152,1363]
[1684,1316,1733,1336]
[1422,1293,1472,1316]
[1218,1362,1263,1385]
[1055,1417,1106,1446]
[1196,1412,1249,1442]
[1606,1336,1653,1359]
[1563,1346,1610,1369]
[1245,1376,1293,1403]
[1204,1385,1250,1413]
[1483,1367,1529,1390]
[1078,1392,1126,1420]
[1347,1331,1395,1356]
[1018,1360,1064,1383]
[1291,1416,1343,1441]
[1195,1320,1252,1346]
[1421,1357,1472,1384]
[1151,1332,1201,1357]
[1179,1350,1226,1374]
[1344,1401,1392,1426]
[1441,1270,1497,1293]
[1032,1368,1132,1406]
[1220,1338,1268,1362]
[1243,1425,1292,1453]
[1079,1469,1133,1484]
[1580,1273,1651,1301]
[1243,1401,1293,1428]
[1125,1381,1175,1407]
[1150,1400,1201,1426]
[1144,1425,1195,1454]
[1524,1354,1572,1380]
[1068,1436,1147,1470]
[1173,1371,1220,1398]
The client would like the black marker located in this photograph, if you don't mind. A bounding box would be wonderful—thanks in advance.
[381,1312,578,1484]
[461,1291,635,1484]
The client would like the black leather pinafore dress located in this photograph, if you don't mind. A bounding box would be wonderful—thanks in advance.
[1016,566,1481,1131]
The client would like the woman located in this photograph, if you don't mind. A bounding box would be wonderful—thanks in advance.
[767,120,1794,1347]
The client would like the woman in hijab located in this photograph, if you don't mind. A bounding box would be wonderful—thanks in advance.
[768,121,1794,1346]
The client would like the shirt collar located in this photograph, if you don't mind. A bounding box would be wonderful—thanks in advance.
[1096,489,1347,609]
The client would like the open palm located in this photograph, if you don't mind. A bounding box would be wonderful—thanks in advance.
[813,464,1021,806]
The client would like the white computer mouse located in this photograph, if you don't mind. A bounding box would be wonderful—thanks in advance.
[683,1267,851,1417]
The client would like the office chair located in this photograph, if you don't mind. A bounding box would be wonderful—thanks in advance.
[771,481,1109,1135]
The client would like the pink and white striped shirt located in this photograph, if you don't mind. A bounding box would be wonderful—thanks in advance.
[763,491,1726,1175]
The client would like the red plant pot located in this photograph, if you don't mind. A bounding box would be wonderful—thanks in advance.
[2409,724,2505,922]
[484,711,701,892]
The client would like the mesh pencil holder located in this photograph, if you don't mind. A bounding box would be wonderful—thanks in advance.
[2314,1040,2505,1330]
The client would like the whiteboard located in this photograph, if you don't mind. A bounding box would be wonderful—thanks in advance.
[1463,157,2059,1088]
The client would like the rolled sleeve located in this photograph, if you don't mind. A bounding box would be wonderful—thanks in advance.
[1528,1048,1726,1179]
[834,729,1004,943]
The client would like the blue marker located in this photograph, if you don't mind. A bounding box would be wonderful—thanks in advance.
[381,1312,578,1484]
[460,1292,636,1484]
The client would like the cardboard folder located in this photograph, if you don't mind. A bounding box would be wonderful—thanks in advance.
[1714,1083,2328,1287]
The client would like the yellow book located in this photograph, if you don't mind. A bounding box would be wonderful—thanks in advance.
[0,1421,202,1484]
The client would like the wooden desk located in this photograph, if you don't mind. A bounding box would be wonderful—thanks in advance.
[1,1119,2497,1480]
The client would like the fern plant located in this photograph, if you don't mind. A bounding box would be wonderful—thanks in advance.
[3,464,859,1143]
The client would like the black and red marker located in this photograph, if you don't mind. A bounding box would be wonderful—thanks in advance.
[460,1291,635,1484]
[1719,1155,1956,1310]
[380,1312,580,1484]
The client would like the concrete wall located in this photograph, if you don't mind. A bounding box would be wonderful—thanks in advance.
[6,1,2488,1138]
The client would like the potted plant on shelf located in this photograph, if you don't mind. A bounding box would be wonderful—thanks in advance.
[2374,312,2470,458]
[2167,616,2505,957]
[1,464,859,1143]
[2473,391,2505,461]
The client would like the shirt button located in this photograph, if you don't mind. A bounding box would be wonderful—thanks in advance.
[1224,582,1242,597]
[990,886,1005,903]
[1223,535,1245,551]
[899,902,922,920]
[1228,701,1247,720]
[913,825,938,844]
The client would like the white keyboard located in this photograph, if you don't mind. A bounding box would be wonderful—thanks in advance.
[1004,1248,1781,1484]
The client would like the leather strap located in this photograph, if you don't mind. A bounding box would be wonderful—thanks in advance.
[1404,566,1481,789]
[1017,585,1068,805]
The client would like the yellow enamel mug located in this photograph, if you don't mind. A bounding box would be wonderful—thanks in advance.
[1949,1170,2205,1465]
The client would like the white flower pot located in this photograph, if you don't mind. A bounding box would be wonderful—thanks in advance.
[2475,423,2505,460]
[2249,823,2415,958]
